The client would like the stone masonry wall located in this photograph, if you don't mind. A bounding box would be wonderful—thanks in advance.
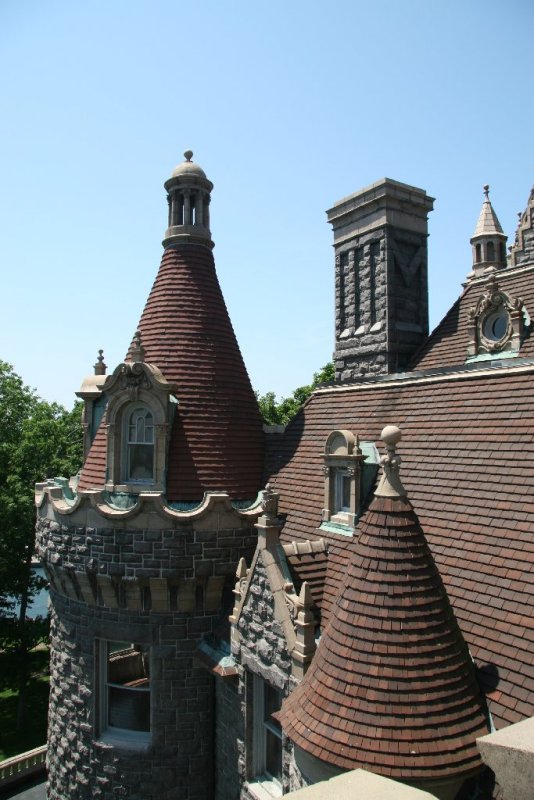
[334,227,429,381]
[47,590,215,800]
[335,232,388,382]
[214,678,241,800]
[37,512,258,800]
[232,554,305,798]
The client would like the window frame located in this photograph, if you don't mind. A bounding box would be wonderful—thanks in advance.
[249,674,283,798]
[322,430,363,527]
[124,404,155,484]
[97,639,151,746]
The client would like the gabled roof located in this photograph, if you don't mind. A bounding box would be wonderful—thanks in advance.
[270,361,534,730]
[280,483,488,781]
[78,244,264,500]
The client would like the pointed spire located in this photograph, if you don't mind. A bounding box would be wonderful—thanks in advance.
[510,184,534,268]
[163,150,214,250]
[93,349,107,376]
[469,184,507,278]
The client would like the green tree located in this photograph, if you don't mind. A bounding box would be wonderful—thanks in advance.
[256,362,335,425]
[0,361,82,728]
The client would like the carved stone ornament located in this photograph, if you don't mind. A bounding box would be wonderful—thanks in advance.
[260,483,280,519]
[119,362,152,401]
[467,272,524,356]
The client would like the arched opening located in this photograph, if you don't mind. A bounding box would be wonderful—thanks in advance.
[487,241,495,262]
[475,243,482,263]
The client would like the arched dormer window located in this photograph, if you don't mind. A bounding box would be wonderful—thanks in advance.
[322,431,363,527]
[126,406,155,482]
[100,359,177,494]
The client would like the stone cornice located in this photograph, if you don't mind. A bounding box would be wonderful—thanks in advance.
[35,483,264,524]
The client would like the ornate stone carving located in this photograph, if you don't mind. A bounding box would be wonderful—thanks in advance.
[467,271,525,357]
[119,362,151,401]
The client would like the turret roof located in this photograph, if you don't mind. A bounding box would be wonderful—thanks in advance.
[279,430,488,781]
[78,235,264,501]
[472,185,504,239]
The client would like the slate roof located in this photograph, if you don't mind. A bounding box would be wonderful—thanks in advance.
[279,492,489,781]
[269,360,534,731]
[78,245,264,501]
[409,264,534,371]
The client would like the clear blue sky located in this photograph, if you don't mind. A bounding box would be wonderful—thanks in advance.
[0,0,532,408]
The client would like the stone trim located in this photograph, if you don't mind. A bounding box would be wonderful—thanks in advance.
[35,485,265,524]
[44,565,226,614]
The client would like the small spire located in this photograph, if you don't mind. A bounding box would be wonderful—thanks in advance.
[130,330,145,362]
[483,184,490,200]
[375,425,406,498]
[93,349,107,376]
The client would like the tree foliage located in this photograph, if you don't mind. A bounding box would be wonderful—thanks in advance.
[256,362,335,425]
[0,361,82,633]
[0,361,83,727]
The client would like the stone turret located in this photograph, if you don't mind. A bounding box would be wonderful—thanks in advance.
[37,155,265,800]
[469,184,507,279]
[327,179,434,381]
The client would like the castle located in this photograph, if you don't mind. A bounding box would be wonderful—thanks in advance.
[35,154,534,799]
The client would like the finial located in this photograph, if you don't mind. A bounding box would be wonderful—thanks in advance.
[261,483,280,519]
[374,425,406,498]
[94,349,107,376]
[483,184,490,199]
[130,330,146,362]
[184,150,193,162]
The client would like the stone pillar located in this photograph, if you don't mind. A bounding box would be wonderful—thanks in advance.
[327,179,434,381]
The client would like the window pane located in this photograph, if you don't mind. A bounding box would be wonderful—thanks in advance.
[108,686,150,732]
[265,729,282,782]
[106,643,150,733]
[128,444,154,480]
[264,683,282,727]
[342,473,351,510]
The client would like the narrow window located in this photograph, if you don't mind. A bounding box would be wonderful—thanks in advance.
[127,407,154,481]
[475,243,482,263]
[252,675,283,794]
[487,241,495,262]
[334,468,351,514]
[100,641,150,740]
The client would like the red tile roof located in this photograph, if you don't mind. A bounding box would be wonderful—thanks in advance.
[280,493,488,781]
[79,245,264,500]
[270,363,534,730]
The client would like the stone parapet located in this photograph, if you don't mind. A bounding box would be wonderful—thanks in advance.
[477,717,534,800]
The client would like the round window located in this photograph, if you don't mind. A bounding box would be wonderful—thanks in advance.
[482,309,508,342]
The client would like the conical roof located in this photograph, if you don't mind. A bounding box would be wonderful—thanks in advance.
[78,161,264,501]
[472,185,504,238]
[279,428,488,783]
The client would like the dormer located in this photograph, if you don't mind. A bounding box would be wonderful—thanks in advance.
[466,269,525,359]
[101,331,178,493]
[76,349,108,459]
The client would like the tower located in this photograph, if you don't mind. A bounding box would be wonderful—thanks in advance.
[327,179,434,381]
[469,184,507,278]
[36,154,265,800]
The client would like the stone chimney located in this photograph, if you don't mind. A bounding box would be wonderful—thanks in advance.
[327,178,434,381]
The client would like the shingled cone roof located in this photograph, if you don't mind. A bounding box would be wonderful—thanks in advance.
[78,156,264,501]
[279,426,488,783]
